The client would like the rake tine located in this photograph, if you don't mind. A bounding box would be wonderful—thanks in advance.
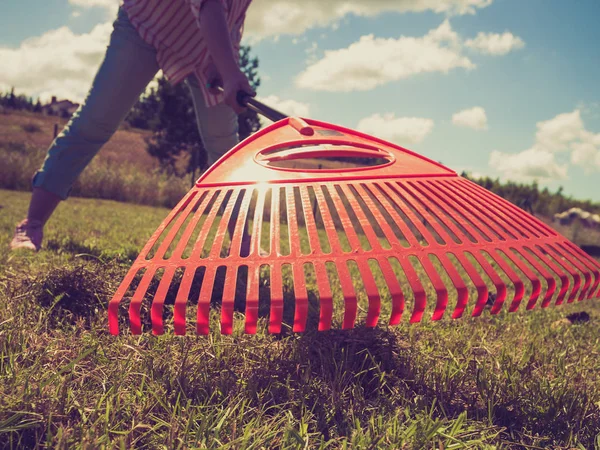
[357,184,404,249]
[328,185,362,252]
[151,266,176,335]
[109,267,141,335]
[271,186,281,257]
[452,180,533,240]
[341,184,381,251]
[220,267,238,335]
[489,250,525,313]
[139,190,199,260]
[357,260,381,327]
[338,260,358,329]
[388,182,439,246]
[454,252,489,317]
[422,181,492,243]
[442,180,517,242]
[397,257,427,323]
[505,248,542,310]
[518,247,556,308]
[407,181,467,245]
[458,179,548,238]
[269,263,284,334]
[554,243,593,301]
[250,187,267,258]
[229,188,254,257]
[210,189,243,259]
[171,191,213,259]
[437,253,469,319]
[372,183,421,248]
[530,246,570,306]
[545,244,583,303]
[562,241,600,298]
[153,193,202,260]
[313,185,344,254]
[292,263,309,332]
[244,265,261,334]
[286,186,302,256]
[402,181,464,250]
[196,266,216,335]
[380,257,405,325]
[186,190,226,260]
[299,186,322,254]
[416,181,477,244]
[129,267,157,335]
[174,266,195,335]
[417,255,448,321]
[471,251,507,315]
[314,261,333,331]
[441,180,508,241]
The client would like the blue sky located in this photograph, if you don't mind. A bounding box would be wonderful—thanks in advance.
[1,0,599,202]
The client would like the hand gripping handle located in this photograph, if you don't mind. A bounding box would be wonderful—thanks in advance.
[209,83,288,122]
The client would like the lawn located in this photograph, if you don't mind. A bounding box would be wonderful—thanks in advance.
[1,189,599,449]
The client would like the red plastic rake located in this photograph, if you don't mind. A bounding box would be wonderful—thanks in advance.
[108,98,600,336]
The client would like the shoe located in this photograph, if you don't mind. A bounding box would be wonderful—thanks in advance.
[10,219,43,251]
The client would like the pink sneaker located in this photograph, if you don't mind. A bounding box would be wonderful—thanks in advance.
[10,219,44,251]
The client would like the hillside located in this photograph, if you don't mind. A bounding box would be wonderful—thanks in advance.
[0,110,189,208]
[0,110,158,170]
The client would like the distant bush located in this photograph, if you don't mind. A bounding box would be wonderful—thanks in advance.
[0,143,189,208]
[463,173,600,217]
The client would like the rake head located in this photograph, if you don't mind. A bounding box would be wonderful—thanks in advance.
[108,116,600,336]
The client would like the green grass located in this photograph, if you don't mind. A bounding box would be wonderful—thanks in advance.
[1,189,600,449]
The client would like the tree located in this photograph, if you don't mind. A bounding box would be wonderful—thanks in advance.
[7,87,17,109]
[144,76,204,175]
[130,45,262,179]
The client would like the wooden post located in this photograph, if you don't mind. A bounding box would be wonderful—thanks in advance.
[53,123,58,138]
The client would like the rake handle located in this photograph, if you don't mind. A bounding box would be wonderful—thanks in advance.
[209,84,288,122]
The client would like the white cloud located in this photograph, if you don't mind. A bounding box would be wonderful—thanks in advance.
[534,110,585,153]
[257,95,311,123]
[489,109,600,181]
[295,20,475,92]
[245,0,494,41]
[465,31,524,55]
[571,131,600,172]
[68,0,119,14]
[452,106,488,130]
[0,23,112,103]
[489,148,567,181]
[357,113,434,145]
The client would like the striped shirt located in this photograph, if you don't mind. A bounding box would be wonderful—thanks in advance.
[122,0,252,107]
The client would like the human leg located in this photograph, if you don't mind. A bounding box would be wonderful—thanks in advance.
[11,7,159,251]
[185,75,240,168]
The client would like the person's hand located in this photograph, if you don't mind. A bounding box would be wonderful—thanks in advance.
[222,70,256,114]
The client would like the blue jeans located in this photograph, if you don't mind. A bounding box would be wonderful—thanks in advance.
[33,7,239,200]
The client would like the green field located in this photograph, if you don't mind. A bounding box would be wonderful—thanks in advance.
[1,189,599,449]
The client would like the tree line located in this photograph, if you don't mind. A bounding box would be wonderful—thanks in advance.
[0,88,43,113]
[462,173,600,216]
